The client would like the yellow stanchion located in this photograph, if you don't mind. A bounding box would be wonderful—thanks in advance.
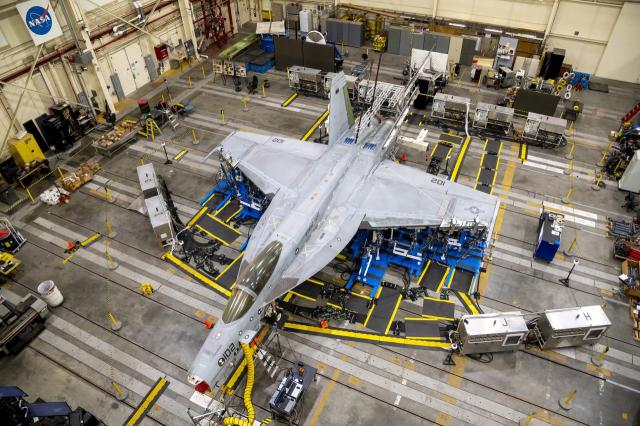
[104,239,119,271]
[591,346,609,367]
[188,76,192,87]
[105,209,116,238]
[242,96,249,112]
[112,381,128,401]
[201,64,205,79]
[561,176,573,204]
[108,311,122,331]
[192,128,199,145]
[597,135,615,166]
[261,82,266,98]
[161,93,165,103]
[558,389,577,410]
[221,109,225,124]
[592,171,604,191]
[519,413,535,426]
[563,158,574,175]
[565,140,576,160]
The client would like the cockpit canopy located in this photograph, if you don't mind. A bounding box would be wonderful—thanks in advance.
[221,240,283,323]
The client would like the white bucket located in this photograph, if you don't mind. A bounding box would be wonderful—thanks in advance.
[37,280,64,307]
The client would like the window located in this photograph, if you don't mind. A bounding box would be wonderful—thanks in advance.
[502,333,522,346]
[221,241,282,323]
[584,327,606,340]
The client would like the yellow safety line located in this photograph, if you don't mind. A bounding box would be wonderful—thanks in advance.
[174,148,189,161]
[125,377,168,426]
[290,291,317,302]
[336,253,347,260]
[187,207,208,227]
[283,292,294,302]
[204,192,221,206]
[384,294,403,335]
[284,322,451,349]
[483,139,489,151]
[363,286,382,327]
[281,92,298,107]
[215,252,244,282]
[430,143,438,157]
[416,260,431,286]
[497,141,504,155]
[404,316,440,321]
[214,199,231,214]
[327,302,343,309]
[435,267,451,293]
[162,252,231,297]
[350,291,371,300]
[225,206,243,223]
[301,109,329,141]
[423,296,455,304]
[458,292,480,315]
[410,336,447,341]
[450,135,470,182]
[308,278,326,286]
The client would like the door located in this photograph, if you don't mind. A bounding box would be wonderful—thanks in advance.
[125,43,150,88]
[109,50,137,95]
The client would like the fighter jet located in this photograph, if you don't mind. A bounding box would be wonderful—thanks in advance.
[187,67,500,392]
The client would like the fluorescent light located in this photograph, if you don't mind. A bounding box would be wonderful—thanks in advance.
[448,23,466,28]
[484,28,503,33]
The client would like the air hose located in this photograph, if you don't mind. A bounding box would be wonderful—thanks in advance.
[223,342,256,426]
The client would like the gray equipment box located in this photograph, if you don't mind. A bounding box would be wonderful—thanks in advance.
[457,311,528,355]
[432,93,471,120]
[473,102,514,132]
[136,164,172,246]
[536,305,611,350]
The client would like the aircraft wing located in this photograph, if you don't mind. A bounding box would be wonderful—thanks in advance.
[356,160,500,231]
[217,131,328,195]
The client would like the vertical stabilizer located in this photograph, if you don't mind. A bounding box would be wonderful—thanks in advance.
[328,72,355,146]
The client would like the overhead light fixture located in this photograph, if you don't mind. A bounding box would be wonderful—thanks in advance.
[484,28,503,33]
[448,23,466,28]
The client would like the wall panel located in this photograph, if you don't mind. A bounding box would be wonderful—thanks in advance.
[596,2,640,83]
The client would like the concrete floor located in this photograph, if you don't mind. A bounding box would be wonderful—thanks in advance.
[1,43,639,426]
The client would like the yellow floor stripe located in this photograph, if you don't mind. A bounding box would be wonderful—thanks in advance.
[384,294,403,335]
[215,252,244,281]
[187,206,208,227]
[281,92,299,107]
[162,252,231,297]
[284,322,451,349]
[301,110,329,141]
[125,377,168,426]
[450,135,470,182]
[458,292,480,315]
[519,143,527,161]
[363,286,382,327]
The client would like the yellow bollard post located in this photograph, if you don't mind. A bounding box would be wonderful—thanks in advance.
[112,381,128,401]
[563,158,574,175]
[201,64,205,79]
[220,109,225,124]
[107,311,122,331]
[558,389,577,410]
[597,134,615,166]
[561,176,573,204]
[565,141,576,160]
[161,93,165,103]
[592,171,604,191]
[188,76,192,87]
[261,82,266,98]
[563,234,577,256]
[105,211,117,238]
[591,346,609,367]
[518,413,535,426]
[242,96,249,112]
[192,128,199,145]
[104,239,119,271]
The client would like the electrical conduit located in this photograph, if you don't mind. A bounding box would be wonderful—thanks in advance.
[223,342,255,426]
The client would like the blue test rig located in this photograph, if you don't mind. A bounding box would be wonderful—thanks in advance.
[201,164,490,297]
[200,163,267,222]
[346,222,489,297]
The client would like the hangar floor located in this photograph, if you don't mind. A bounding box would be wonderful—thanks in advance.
[1,45,639,426]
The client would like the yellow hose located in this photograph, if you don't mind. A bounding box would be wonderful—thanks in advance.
[223,342,255,426]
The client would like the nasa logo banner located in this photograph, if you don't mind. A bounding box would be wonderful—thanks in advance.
[16,0,63,45]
